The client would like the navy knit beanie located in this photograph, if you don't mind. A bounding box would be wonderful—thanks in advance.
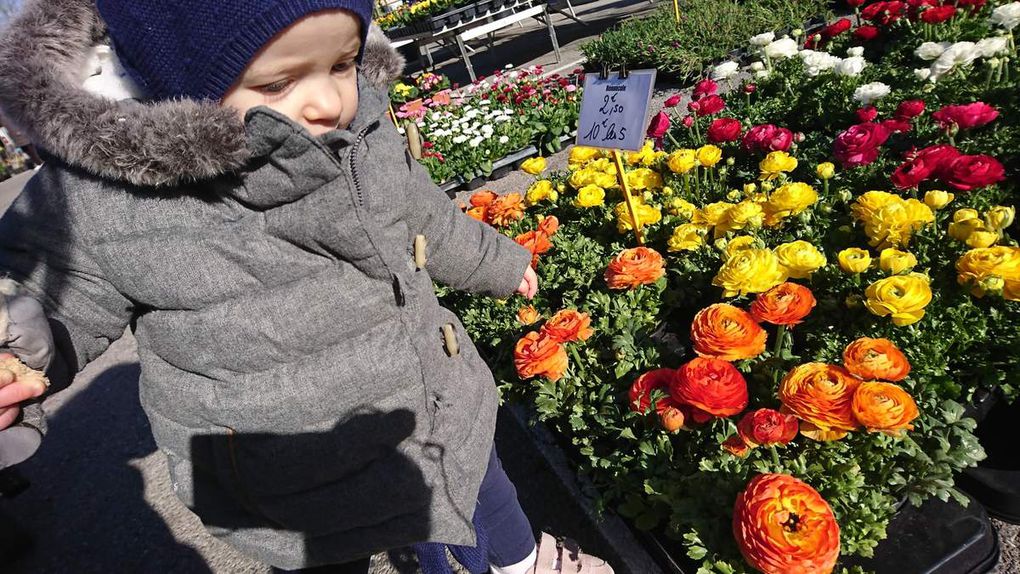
[96,1,374,101]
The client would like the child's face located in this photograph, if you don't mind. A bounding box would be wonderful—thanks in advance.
[221,10,361,136]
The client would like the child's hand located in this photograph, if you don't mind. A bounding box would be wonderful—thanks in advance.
[517,266,538,299]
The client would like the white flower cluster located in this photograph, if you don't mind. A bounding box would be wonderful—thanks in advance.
[853,82,891,106]
[743,33,869,80]
[913,36,1009,82]
[424,104,514,148]
[990,2,1020,31]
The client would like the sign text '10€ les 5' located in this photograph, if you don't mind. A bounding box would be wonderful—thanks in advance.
[575,69,657,153]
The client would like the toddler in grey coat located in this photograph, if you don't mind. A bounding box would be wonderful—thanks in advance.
[0,1,614,573]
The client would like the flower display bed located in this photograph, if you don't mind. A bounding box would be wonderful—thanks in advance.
[440,1,1020,572]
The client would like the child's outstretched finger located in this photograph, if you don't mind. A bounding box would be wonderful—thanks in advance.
[0,405,20,430]
[0,376,46,407]
[0,368,14,389]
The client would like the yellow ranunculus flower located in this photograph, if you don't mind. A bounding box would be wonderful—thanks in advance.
[956,246,1020,300]
[923,190,954,210]
[879,248,917,275]
[759,151,798,180]
[775,240,827,279]
[587,158,616,174]
[667,223,708,252]
[615,201,662,233]
[393,82,414,96]
[862,199,933,249]
[667,149,698,174]
[838,248,872,274]
[521,156,547,175]
[667,198,697,219]
[626,168,664,191]
[717,201,764,236]
[574,184,605,208]
[723,236,759,260]
[593,172,618,189]
[953,208,981,223]
[852,191,900,223]
[865,274,933,326]
[569,145,602,168]
[948,218,986,242]
[764,182,819,226]
[712,248,789,297]
[526,180,557,205]
[693,201,735,228]
[696,145,723,167]
[627,140,657,166]
[967,230,1000,248]
[986,206,1016,231]
[569,168,595,189]
[816,162,835,180]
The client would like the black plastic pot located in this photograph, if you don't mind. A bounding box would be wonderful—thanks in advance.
[958,391,1020,524]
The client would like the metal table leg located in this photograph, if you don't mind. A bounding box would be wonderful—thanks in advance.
[541,7,562,63]
[456,34,477,82]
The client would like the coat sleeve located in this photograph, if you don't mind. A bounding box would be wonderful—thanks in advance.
[395,130,533,298]
[0,170,134,388]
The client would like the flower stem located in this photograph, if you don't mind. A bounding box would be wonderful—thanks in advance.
[770,445,781,468]
[773,324,788,358]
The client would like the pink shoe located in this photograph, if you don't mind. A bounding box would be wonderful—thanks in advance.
[529,532,615,574]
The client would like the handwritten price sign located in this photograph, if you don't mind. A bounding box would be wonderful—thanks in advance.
[576,69,657,152]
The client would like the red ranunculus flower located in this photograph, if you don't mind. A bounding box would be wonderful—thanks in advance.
[742,124,793,153]
[671,357,749,422]
[913,144,961,178]
[696,94,726,116]
[646,111,671,139]
[940,155,1006,191]
[895,99,926,119]
[823,18,853,39]
[692,79,718,100]
[932,102,999,131]
[847,0,866,5]
[862,1,906,24]
[664,94,682,107]
[737,409,799,447]
[707,117,743,143]
[853,25,881,41]
[833,122,890,168]
[881,118,912,134]
[856,106,878,123]
[629,368,680,414]
[920,4,957,23]
[891,157,934,189]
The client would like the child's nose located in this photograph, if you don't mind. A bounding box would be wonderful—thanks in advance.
[302,78,344,127]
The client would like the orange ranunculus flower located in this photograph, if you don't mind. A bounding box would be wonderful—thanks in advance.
[851,381,919,436]
[779,363,861,441]
[842,337,911,382]
[737,408,799,448]
[750,282,817,326]
[691,304,767,361]
[470,190,498,208]
[514,331,568,382]
[629,368,679,414]
[604,247,666,290]
[466,206,487,222]
[537,215,560,236]
[542,309,594,343]
[487,192,526,226]
[660,406,686,432]
[723,435,751,457]
[517,305,541,325]
[515,230,553,267]
[671,357,749,422]
[733,473,841,574]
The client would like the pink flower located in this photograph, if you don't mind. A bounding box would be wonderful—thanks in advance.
[696,95,726,116]
[895,99,926,119]
[932,102,999,131]
[647,111,671,139]
[856,106,878,123]
[833,122,891,168]
[664,94,682,107]
[742,124,793,153]
[693,79,718,100]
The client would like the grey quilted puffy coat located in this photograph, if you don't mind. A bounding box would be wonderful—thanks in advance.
[0,0,531,568]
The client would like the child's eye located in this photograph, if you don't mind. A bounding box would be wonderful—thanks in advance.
[258,79,292,94]
[332,61,354,74]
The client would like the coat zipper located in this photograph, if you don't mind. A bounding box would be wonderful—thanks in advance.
[347,125,372,208]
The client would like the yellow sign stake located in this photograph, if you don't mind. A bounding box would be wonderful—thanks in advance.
[612,149,645,246]
[673,0,680,24]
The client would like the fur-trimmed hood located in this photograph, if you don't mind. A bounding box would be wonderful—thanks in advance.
[0,0,405,187]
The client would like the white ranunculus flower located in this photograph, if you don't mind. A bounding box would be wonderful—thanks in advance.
[764,36,799,59]
[853,82,891,105]
[915,41,951,61]
[847,46,865,58]
[914,68,933,81]
[749,61,766,72]
[800,50,841,77]
[990,2,1020,30]
[452,135,468,144]
[750,32,776,46]
[711,61,740,80]
[469,136,484,148]
[499,135,509,144]
[930,41,980,79]
[976,36,1009,58]
[755,69,772,79]
[835,56,867,77]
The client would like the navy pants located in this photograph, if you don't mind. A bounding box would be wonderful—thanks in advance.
[279,446,534,574]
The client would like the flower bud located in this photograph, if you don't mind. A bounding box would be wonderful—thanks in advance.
[683,115,695,128]
[744,83,758,94]
[923,190,953,210]
[726,189,743,202]
[966,230,1000,248]
[986,206,1015,231]
[662,186,674,196]
[816,162,835,180]
[977,276,1005,297]
[792,28,804,38]
[794,132,806,143]
[726,157,736,166]
[953,208,981,223]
